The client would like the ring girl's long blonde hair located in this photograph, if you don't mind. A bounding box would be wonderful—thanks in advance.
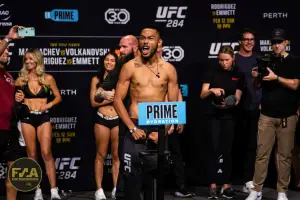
[18,48,48,86]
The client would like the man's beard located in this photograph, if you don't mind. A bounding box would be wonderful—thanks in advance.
[139,45,158,60]
[119,51,135,66]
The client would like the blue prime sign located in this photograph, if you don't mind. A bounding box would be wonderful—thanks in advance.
[45,9,79,22]
[138,102,186,125]
[180,84,188,97]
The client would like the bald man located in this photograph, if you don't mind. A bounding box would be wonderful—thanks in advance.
[94,35,139,102]
[119,35,139,59]
[94,34,139,103]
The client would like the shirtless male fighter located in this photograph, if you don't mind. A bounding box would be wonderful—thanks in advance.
[113,27,179,200]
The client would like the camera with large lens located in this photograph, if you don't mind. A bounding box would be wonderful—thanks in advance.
[256,53,283,77]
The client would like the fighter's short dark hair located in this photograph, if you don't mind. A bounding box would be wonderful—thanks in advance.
[140,26,161,39]
[239,28,256,40]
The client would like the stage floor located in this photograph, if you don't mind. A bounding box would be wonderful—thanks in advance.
[2,185,300,200]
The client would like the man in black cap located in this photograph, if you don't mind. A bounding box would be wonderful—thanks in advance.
[246,29,300,200]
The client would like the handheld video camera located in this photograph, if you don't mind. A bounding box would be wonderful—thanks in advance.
[255,53,283,77]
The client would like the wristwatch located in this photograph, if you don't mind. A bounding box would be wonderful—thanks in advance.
[129,126,137,133]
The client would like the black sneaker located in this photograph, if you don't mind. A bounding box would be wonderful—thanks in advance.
[174,186,195,198]
[221,187,235,199]
[208,188,218,199]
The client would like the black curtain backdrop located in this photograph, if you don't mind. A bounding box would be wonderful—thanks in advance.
[1,0,299,194]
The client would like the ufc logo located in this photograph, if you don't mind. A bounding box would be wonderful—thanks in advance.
[208,42,239,58]
[7,42,14,64]
[124,153,131,173]
[156,6,187,19]
[55,157,81,170]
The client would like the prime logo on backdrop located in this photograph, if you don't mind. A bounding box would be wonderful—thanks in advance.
[45,9,79,22]
[138,102,186,125]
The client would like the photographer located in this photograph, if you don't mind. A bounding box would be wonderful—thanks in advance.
[200,45,245,199]
[246,29,300,200]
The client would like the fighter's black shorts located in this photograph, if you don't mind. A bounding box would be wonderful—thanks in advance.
[20,112,50,128]
[95,111,119,129]
[123,119,166,200]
